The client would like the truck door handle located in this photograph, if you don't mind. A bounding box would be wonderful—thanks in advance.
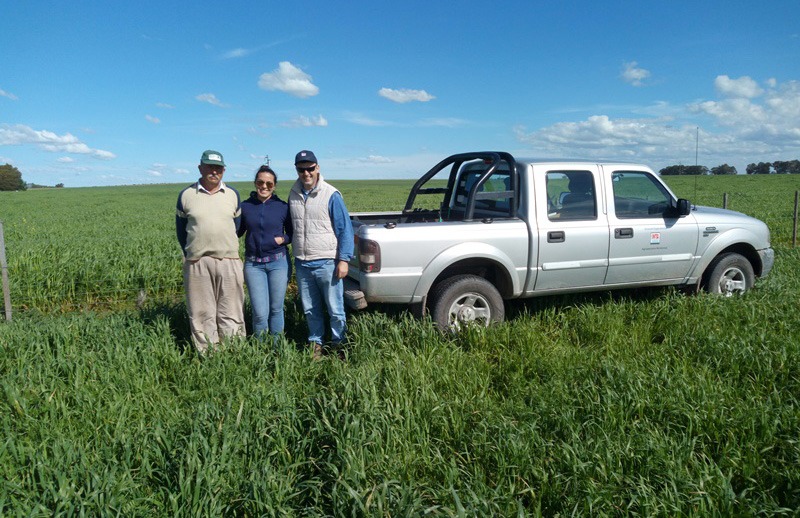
[547,231,565,243]
[615,227,634,239]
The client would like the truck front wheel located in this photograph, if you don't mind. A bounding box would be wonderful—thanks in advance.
[429,274,504,331]
[703,252,755,296]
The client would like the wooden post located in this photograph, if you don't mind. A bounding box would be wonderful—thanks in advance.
[723,193,728,209]
[0,221,11,322]
[793,191,798,249]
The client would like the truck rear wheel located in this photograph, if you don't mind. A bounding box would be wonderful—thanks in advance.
[703,252,755,296]
[429,274,504,331]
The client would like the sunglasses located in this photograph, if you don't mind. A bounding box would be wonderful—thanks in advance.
[296,165,317,173]
[255,180,274,188]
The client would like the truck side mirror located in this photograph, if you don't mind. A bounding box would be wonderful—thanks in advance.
[675,198,691,216]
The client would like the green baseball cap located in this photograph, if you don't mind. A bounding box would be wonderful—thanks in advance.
[200,150,225,166]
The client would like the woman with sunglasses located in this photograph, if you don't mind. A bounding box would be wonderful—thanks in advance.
[238,165,293,343]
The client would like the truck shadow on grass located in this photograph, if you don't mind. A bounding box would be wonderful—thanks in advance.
[504,285,681,320]
[358,285,681,329]
[135,285,681,355]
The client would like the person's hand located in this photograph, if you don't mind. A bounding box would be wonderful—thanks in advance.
[274,236,284,245]
[335,260,349,279]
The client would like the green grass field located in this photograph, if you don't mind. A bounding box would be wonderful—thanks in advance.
[0,175,799,515]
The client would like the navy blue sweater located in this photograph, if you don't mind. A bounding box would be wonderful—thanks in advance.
[237,192,293,259]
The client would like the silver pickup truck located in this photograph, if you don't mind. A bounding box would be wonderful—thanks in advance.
[345,152,775,330]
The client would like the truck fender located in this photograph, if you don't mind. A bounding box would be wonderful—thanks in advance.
[688,227,767,280]
[412,242,521,301]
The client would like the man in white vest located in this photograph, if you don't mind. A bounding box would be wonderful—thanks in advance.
[288,150,354,359]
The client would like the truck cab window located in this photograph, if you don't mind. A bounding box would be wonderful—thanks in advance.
[451,163,513,217]
[546,170,597,220]
[611,171,672,218]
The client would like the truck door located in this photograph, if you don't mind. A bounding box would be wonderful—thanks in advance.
[603,167,699,285]
[533,166,610,291]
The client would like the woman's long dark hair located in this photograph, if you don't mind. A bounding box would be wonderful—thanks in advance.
[254,165,277,182]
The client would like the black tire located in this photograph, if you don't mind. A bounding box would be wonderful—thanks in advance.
[429,274,504,331]
[703,252,755,296]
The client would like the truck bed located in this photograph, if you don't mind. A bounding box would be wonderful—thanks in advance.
[350,209,442,227]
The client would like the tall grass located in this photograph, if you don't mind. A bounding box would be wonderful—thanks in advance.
[2,248,799,514]
[0,175,799,514]
[0,175,797,311]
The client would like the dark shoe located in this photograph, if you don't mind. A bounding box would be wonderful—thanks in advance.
[310,342,323,361]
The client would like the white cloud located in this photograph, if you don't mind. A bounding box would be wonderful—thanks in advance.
[57,156,75,163]
[0,88,18,100]
[195,93,227,107]
[93,150,116,160]
[621,61,651,87]
[258,61,319,98]
[156,102,174,109]
[345,113,392,127]
[419,117,467,128]
[378,87,435,103]
[145,114,161,124]
[516,115,688,152]
[222,47,250,59]
[515,77,800,173]
[690,98,767,127]
[714,75,763,99]
[358,155,393,164]
[175,168,190,175]
[0,124,116,159]
[690,78,800,143]
[283,115,328,128]
[221,38,297,60]
[146,170,162,177]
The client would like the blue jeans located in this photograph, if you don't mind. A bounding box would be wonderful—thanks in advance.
[243,255,290,339]
[294,259,346,345]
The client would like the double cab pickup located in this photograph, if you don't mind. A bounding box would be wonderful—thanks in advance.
[346,152,775,330]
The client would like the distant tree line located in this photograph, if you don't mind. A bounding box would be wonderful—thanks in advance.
[660,160,800,176]
[0,164,65,190]
[0,164,26,191]
[746,160,800,174]
[27,183,65,189]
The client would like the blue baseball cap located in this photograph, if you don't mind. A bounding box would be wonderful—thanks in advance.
[294,150,318,164]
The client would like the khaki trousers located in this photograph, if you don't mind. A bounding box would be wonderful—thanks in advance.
[183,256,245,354]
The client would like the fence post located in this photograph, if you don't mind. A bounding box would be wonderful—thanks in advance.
[0,221,11,322]
[722,193,728,209]
[793,191,798,249]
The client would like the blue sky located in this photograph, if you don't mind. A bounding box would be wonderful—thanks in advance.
[2,1,800,187]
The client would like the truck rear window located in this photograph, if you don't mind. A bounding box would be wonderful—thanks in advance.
[451,166,513,216]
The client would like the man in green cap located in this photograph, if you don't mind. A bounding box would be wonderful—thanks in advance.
[175,150,245,354]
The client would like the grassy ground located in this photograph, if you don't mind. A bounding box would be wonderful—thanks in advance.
[0,175,799,514]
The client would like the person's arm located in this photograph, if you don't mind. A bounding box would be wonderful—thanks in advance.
[329,192,354,278]
[232,189,242,233]
[281,205,293,245]
[236,202,247,238]
[175,195,188,256]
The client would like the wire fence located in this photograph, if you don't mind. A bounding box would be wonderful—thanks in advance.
[719,190,799,247]
[690,190,798,247]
